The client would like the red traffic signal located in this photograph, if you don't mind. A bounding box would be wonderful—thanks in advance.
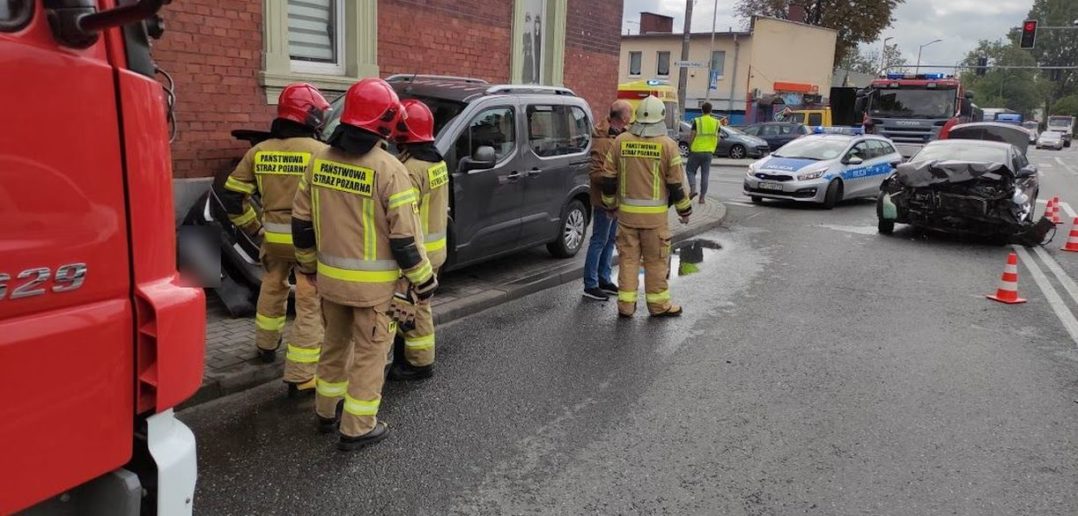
[1020,19,1037,49]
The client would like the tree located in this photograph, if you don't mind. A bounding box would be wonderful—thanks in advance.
[1024,0,1078,100]
[960,40,1049,116]
[1052,95,1078,116]
[735,0,904,63]
[837,43,908,74]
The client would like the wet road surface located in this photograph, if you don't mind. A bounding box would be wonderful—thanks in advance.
[182,147,1078,515]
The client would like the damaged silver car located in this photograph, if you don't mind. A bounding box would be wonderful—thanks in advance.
[876,122,1053,245]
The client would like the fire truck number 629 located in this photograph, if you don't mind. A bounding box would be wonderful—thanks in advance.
[0,264,87,300]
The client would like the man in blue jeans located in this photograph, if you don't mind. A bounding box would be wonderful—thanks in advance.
[583,100,632,300]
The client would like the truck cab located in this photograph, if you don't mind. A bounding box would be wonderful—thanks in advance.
[1,1,204,514]
[860,73,975,158]
[784,107,832,127]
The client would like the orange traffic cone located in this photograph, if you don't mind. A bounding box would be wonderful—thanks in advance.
[1063,217,1078,252]
[986,251,1027,304]
[1047,197,1062,224]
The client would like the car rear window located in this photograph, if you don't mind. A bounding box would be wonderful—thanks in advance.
[321,94,466,142]
[913,143,1009,164]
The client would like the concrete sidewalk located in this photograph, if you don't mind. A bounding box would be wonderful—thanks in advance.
[186,199,727,407]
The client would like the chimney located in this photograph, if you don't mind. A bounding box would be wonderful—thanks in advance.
[640,12,674,34]
[787,5,807,23]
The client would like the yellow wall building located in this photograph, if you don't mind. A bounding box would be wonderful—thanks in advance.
[619,16,837,122]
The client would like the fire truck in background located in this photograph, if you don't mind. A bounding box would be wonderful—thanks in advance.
[1047,115,1075,147]
[1,1,204,514]
[858,73,978,157]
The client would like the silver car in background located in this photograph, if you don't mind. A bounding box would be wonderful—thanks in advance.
[743,134,903,209]
[1037,131,1065,150]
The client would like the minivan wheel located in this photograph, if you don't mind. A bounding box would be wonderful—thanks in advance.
[548,199,588,258]
[729,144,746,159]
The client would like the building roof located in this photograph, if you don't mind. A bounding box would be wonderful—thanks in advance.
[622,30,751,40]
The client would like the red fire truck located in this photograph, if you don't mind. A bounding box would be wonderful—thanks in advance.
[859,73,977,157]
[1,1,204,514]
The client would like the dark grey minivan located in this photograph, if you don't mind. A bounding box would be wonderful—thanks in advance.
[322,75,593,271]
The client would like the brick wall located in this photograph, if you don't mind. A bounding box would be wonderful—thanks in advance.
[563,0,623,122]
[154,0,271,180]
[379,0,512,83]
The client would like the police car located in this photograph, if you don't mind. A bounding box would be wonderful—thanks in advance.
[743,134,903,209]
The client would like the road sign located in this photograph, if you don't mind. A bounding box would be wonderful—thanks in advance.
[675,61,706,68]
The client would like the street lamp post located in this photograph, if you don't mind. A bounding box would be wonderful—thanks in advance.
[879,37,893,75]
[916,39,942,73]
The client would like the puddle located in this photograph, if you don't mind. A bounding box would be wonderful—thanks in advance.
[817,224,879,236]
[672,238,723,277]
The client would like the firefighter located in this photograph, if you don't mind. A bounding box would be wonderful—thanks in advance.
[292,78,437,450]
[219,83,330,396]
[600,95,693,318]
[389,99,449,381]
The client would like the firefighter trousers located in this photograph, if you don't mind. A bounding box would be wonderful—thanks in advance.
[316,299,394,437]
[401,267,439,367]
[255,253,323,383]
[615,224,674,316]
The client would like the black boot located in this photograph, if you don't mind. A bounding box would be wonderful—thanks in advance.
[257,348,277,363]
[317,400,344,434]
[286,377,316,398]
[338,422,390,451]
[388,362,434,381]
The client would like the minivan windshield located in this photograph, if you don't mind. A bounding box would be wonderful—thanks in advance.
[321,94,467,142]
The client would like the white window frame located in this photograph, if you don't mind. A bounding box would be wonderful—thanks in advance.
[511,0,567,85]
[628,51,642,77]
[656,51,671,77]
[710,50,726,79]
[261,0,379,103]
[288,0,346,76]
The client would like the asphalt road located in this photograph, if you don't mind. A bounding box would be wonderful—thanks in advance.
[181,146,1078,515]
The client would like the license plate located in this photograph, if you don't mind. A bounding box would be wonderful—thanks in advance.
[758,182,783,191]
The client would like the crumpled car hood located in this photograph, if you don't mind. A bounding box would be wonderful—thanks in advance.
[894,160,1013,188]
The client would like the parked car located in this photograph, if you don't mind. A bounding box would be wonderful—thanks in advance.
[1037,130,1065,150]
[736,122,811,151]
[677,122,769,159]
[183,76,595,315]
[743,134,903,209]
[878,122,1050,245]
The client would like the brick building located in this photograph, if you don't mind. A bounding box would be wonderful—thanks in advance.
[157,0,622,204]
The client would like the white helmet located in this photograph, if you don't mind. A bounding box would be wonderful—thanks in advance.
[635,95,666,124]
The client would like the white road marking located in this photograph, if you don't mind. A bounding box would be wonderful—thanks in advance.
[1037,163,1054,169]
[1061,201,1077,219]
[1056,157,1078,176]
[1014,246,1078,347]
[1033,246,1078,308]
[817,224,878,236]
[726,201,757,208]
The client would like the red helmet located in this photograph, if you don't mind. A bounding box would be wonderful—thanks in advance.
[340,78,404,138]
[396,99,436,144]
[277,83,331,129]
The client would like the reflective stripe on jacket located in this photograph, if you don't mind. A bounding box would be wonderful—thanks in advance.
[402,154,450,270]
[292,145,432,307]
[601,133,688,229]
[224,136,327,258]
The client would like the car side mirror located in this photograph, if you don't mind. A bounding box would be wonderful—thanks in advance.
[844,156,864,166]
[960,99,973,117]
[1017,165,1037,178]
[459,145,497,172]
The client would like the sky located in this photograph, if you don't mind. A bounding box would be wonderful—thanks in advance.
[621,0,1034,70]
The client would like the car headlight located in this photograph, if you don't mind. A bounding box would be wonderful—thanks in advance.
[746,162,758,177]
[797,165,830,181]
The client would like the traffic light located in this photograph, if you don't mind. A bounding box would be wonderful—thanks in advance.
[1020,20,1038,49]
[976,57,988,76]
